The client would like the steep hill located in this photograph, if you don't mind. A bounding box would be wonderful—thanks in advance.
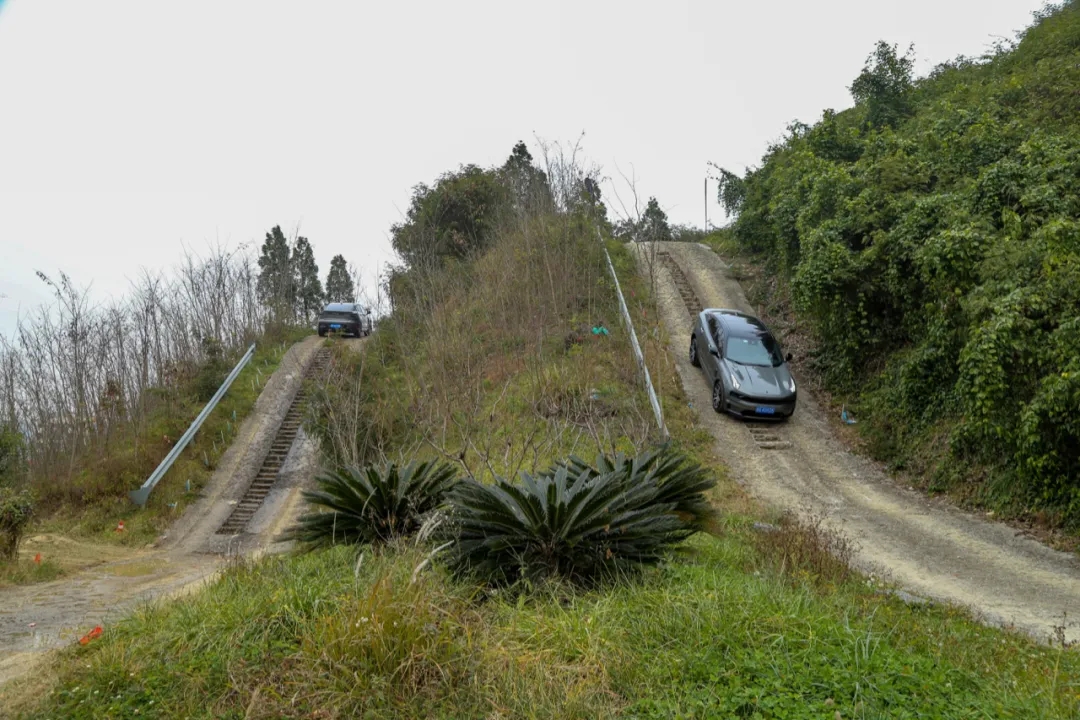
[717,1,1080,530]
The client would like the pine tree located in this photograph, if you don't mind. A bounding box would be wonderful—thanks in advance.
[500,141,552,215]
[325,255,354,303]
[641,198,673,242]
[257,225,295,323]
[292,236,323,323]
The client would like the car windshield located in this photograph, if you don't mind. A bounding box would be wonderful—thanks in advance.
[725,334,784,367]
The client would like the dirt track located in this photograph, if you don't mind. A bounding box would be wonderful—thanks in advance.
[0,335,330,688]
[643,241,1080,643]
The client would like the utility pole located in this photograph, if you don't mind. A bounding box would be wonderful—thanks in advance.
[704,176,709,232]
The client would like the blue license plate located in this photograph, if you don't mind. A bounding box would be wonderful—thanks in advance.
[330,324,342,329]
[755,406,776,415]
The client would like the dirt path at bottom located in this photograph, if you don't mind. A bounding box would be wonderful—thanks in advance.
[0,336,331,689]
[641,241,1080,644]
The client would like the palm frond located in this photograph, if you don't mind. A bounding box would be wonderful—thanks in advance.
[281,460,459,549]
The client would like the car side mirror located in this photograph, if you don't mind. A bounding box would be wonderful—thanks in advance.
[785,352,793,362]
[366,309,372,315]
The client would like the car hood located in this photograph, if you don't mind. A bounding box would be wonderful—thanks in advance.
[726,361,793,398]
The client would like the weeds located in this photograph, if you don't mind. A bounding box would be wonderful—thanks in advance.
[302,570,474,706]
[15,538,1079,719]
[0,556,64,587]
[751,511,856,589]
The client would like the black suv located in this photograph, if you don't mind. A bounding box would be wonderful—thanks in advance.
[317,302,372,337]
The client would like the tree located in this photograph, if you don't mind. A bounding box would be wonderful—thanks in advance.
[257,226,295,323]
[292,236,323,322]
[713,167,747,217]
[640,197,673,242]
[500,141,552,215]
[0,424,24,489]
[850,41,916,129]
[325,254,354,303]
[390,165,508,269]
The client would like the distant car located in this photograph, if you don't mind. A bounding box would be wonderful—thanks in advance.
[689,308,796,419]
[317,302,372,338]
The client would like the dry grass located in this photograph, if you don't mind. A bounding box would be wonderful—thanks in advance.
[751,511,856,589]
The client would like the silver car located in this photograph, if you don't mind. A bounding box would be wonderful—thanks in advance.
[689,309,796,419]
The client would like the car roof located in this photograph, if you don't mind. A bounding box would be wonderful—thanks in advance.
[323,303,355,312]
[704,309,769,336]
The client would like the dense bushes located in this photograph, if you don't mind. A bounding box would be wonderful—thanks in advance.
[717,2,1080,526]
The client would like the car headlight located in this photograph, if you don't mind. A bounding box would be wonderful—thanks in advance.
[785,376,796,394]
[729,372,741,391]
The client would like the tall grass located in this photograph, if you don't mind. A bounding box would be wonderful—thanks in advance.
[308,143,659,480]
[11,537,1079,719]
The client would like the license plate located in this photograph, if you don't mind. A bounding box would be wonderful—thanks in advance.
[755,406,775,415]
[330,324,342,329]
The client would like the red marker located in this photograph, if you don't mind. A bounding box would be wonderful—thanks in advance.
[79,626,104,645]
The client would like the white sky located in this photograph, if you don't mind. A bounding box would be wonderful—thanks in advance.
[0,0,1049,333]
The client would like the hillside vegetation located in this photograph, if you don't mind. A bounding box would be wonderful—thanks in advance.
[716,1,1080,530]
[0,229,357,580]
[11,140,1080,719]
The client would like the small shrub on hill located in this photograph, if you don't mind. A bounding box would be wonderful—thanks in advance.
[284,461,460,548]
[443,447,716,586]
[0,486,33,560]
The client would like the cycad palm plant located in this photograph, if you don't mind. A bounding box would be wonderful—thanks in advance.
[444,447,716,585]
[283,461,459,548]
[553,445,717,530]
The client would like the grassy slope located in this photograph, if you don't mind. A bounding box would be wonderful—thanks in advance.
[8,242,1079,719]
[0,331,306,586]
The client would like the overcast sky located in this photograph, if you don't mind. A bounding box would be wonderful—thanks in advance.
[0,0,1049,334]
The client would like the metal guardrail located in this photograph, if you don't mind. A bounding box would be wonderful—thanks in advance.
[129,343,257,507]
[596,227,669,440]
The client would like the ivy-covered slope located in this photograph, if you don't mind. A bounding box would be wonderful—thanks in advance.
[718,2,1080,529]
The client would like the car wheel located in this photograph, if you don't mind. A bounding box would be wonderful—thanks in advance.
[711,380,724,414]
[689,336,700,367]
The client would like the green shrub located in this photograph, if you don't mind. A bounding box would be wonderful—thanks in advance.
[551,445,718,530]
[0,486,33,560]
[443,448,716,586]
[714,1,1080,526]
[284,461,460,548]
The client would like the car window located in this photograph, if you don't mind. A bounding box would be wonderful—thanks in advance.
[707,317,722,347]
[724,333,785,367]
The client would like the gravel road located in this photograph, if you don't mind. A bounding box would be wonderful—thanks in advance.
[643,241,1080,644]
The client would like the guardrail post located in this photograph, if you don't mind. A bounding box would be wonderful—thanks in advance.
[129,343,258,507]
